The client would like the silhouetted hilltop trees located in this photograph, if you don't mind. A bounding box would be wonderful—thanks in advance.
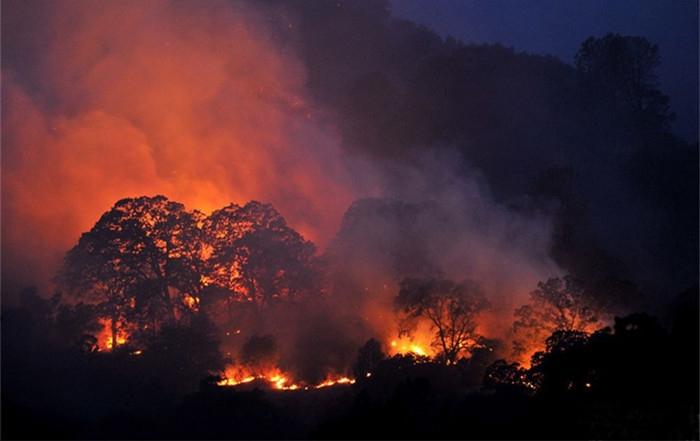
[259,0,698,296]
[3,279,697,439]
[2,2,698,438]
[204,201,320,308]
[512,275,605,357]
[55,196,322,350]
[322,293,699,439]
[395,278,489,365]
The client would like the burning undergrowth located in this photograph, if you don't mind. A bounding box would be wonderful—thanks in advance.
[54,178,572,390]
[2,0,651,393]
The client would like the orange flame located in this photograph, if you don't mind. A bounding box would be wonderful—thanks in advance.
[217,365,355,390]
[183,294,199,311]
[314,376,356,389]
[387,319,436,358]
[96,318,129,351]
[217,366,301,390]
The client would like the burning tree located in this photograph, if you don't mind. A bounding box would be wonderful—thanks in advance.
[394,278,489,365]
[204,201,320,310]
[58,195,323,352]
[512,275,603,357]
[57,196,206,347]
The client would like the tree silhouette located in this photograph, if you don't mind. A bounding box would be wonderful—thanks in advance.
[395,278,489,365]
[512,275,603,357]
[483,359,532,392]
[576,33,673,131]
[353,338,386,380]
[53,299,102,352]
[527,329,592,394]
[58,196,206,347]
[204,201,319,310]
[141,312,226,394]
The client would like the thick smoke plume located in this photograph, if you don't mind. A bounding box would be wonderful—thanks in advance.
[206,148,561,380]
[2,0,374,296]
[3,0,595,378]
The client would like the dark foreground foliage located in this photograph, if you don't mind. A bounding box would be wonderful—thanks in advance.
[2,286,697,440]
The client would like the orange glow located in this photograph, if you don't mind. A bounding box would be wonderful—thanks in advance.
[387,319,437,358]
[389,339,429,357]
[107,335,128,349]
[96,318,129,351]
[314,376,356,389]
[217,365,355,390]
[512,318,605,368]
[3,0,377,295]
[217,366,301,390]
[183,294,199,311]
[2,1,569,386]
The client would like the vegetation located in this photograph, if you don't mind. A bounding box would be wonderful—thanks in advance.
[395,278,489,365]
[512,275,603,356]
[2,286,697,439]
[2,8,698,439]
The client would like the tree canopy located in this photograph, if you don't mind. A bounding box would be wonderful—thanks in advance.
[575,33,673,131]
[57,196,321,348]
[395,277,489,365]
[204,202,319,309]
[512,275,604,357]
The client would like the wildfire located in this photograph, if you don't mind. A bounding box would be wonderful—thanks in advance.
[106,335,128,349]
[217,366,355,390]
[183,294,199,311]
[390,339,429,357]
[216,366,301,390]
[96,318,129,351]
[386,319,436,358]
[314,377,356,389]
[388,332,433,358]
[218,375,257,387]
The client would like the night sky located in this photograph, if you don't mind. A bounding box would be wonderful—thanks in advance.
[391,0,699,141]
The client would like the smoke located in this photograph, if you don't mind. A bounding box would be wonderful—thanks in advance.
[2,0,564,378]
[324,150,560,356]
[206,150,561,383]
[2,0,377,296]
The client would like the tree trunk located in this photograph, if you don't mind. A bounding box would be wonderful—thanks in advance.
[160,281,177,323]
[110,316,118,351]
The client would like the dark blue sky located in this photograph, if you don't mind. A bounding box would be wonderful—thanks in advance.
[391,0,698,141]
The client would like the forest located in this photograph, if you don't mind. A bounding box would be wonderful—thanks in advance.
[2,192,696,439]
[2,0,698,439]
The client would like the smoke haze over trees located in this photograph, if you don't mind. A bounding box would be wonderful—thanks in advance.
[1,0,697,439]
[255,0,697,298]
[2,0,697,302]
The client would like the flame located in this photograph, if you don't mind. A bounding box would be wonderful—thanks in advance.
[106,335,128,349]
[3,0,370,295]
[389,339,429,357]
[96,318,129,351]
[387,320,436,358]
[183,294,199,311]
[216,366,301,390]
[217,365,354,390]
[314,376,356,389]
[512,318,606,368]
